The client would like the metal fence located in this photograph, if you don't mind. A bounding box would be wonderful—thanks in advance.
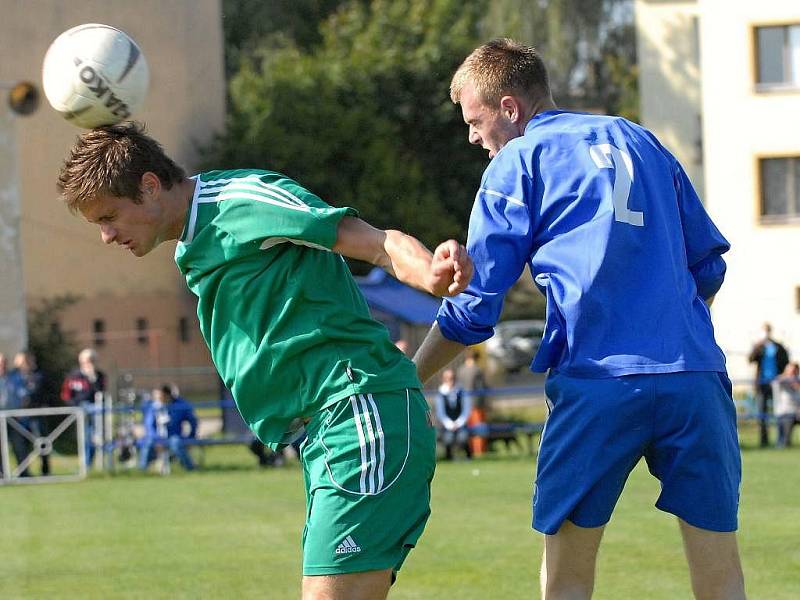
[0,406,86,485]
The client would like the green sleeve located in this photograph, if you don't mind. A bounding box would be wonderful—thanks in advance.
[215,173,358,249]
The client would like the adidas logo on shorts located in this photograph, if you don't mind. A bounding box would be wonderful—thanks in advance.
[335,535,362,555]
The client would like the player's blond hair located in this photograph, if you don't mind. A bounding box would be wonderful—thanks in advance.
[57,121,185,214]
[450,38,551,107]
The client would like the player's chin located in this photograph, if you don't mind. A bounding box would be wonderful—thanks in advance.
[129,244,152,258]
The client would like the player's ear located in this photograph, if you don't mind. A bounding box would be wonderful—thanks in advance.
[500,95,521,123]
[140,172,161,198]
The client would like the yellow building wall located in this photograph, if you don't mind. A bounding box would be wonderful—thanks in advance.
[635,0,704,193]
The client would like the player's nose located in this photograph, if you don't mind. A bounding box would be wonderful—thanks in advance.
[468,127,481,146]
[100,224,116,244]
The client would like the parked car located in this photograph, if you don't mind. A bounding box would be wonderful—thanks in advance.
[485,319,546,373]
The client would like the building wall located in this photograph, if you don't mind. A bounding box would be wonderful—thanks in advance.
[636,0,800,381]
[0,1,225,388]
[698,1,800,379]
[635,0,704,193]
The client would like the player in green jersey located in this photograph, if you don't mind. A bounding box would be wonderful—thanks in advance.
[57,123,473,600]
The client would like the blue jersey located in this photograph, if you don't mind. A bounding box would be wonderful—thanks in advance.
[438,110,729,377]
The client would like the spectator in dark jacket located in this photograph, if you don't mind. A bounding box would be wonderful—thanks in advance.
[434,368,473,461]
[61,348,106,466]
[10,351,48,475]
[749,323,790,447]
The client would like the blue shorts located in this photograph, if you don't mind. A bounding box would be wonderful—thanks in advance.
[533,371,741,535]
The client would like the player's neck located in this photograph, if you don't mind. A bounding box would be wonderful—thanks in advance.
[528,96,557,121]
[164,177,197,241]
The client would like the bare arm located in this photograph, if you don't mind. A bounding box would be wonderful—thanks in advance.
[413,322,468,384]
[332,216,473,296]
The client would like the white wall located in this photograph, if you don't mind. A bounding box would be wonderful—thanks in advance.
[698,1,800,380]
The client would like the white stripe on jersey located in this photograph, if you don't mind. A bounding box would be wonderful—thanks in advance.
[183,175,202,243]
[200,174,307,207]
[259,236,330,252]
[478,187,526,207]
[201,190,310,213]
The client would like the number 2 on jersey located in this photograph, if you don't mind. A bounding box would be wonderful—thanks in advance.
[589,143,644,227]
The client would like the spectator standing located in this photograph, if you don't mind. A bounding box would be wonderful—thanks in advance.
[748,323,789,447]
[0,353,30,477]
[458,350,489,456]
[10,351,49,475]
[61,348,107,466]
[434,368,472,460]
[773,362,800,448]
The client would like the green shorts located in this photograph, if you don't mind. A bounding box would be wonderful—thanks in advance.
[300,388,436,576]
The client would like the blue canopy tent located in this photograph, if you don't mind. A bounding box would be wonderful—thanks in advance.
[354,268,441,343]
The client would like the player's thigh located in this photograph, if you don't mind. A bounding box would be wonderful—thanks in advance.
[543,521,605,586]
[678,519,745,599]
[302,389,436,576]
[645,371,741,532]
[302,569,392,600]
[534,372,652,534]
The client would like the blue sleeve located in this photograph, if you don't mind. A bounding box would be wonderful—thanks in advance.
[186,407,198,439]
[673,159,730,299]
[437,152,534,345]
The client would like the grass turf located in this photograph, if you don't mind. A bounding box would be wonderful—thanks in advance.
[1,425,798,599]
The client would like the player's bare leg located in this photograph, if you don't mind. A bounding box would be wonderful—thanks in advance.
[679,519,746,600]
[302,569,392,600]
[540,521,605,599]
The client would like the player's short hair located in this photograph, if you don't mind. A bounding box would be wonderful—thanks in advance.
[57,121,185,214]
[450,38,550,107]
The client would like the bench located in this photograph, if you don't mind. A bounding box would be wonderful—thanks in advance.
[469,421,544,455]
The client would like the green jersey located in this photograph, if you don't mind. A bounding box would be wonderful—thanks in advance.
[174,169,421,447]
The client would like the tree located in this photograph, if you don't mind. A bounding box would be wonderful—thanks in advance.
[205,0,490,258]
[26,295,80,404]
[221,0,354,76]
[483,0,637,119]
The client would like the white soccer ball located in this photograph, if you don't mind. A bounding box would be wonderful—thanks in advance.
[42,23,149,129]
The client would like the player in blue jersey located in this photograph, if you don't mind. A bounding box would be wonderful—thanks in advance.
[414,39,745,599]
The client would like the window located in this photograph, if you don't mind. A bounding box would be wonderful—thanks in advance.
[759,157,800,222]
[178,317,190,343]
[755,24,800,89]
[93,319,106,347]
[796,286,800,313]
[136,318,149,345]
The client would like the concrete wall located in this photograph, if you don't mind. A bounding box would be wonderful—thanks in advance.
[0,1,224,385]
[0,102,27,357]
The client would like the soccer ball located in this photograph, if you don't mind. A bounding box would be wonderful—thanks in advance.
[42,23,149,128]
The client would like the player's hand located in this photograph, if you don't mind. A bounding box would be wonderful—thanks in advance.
[428,240,473,297]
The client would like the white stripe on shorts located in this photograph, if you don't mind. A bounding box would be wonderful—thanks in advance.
[350,396,368,494]
[358,394,379,494]
[366,393,386,493]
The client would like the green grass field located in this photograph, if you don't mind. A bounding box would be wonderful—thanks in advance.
[2,424,799,599]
